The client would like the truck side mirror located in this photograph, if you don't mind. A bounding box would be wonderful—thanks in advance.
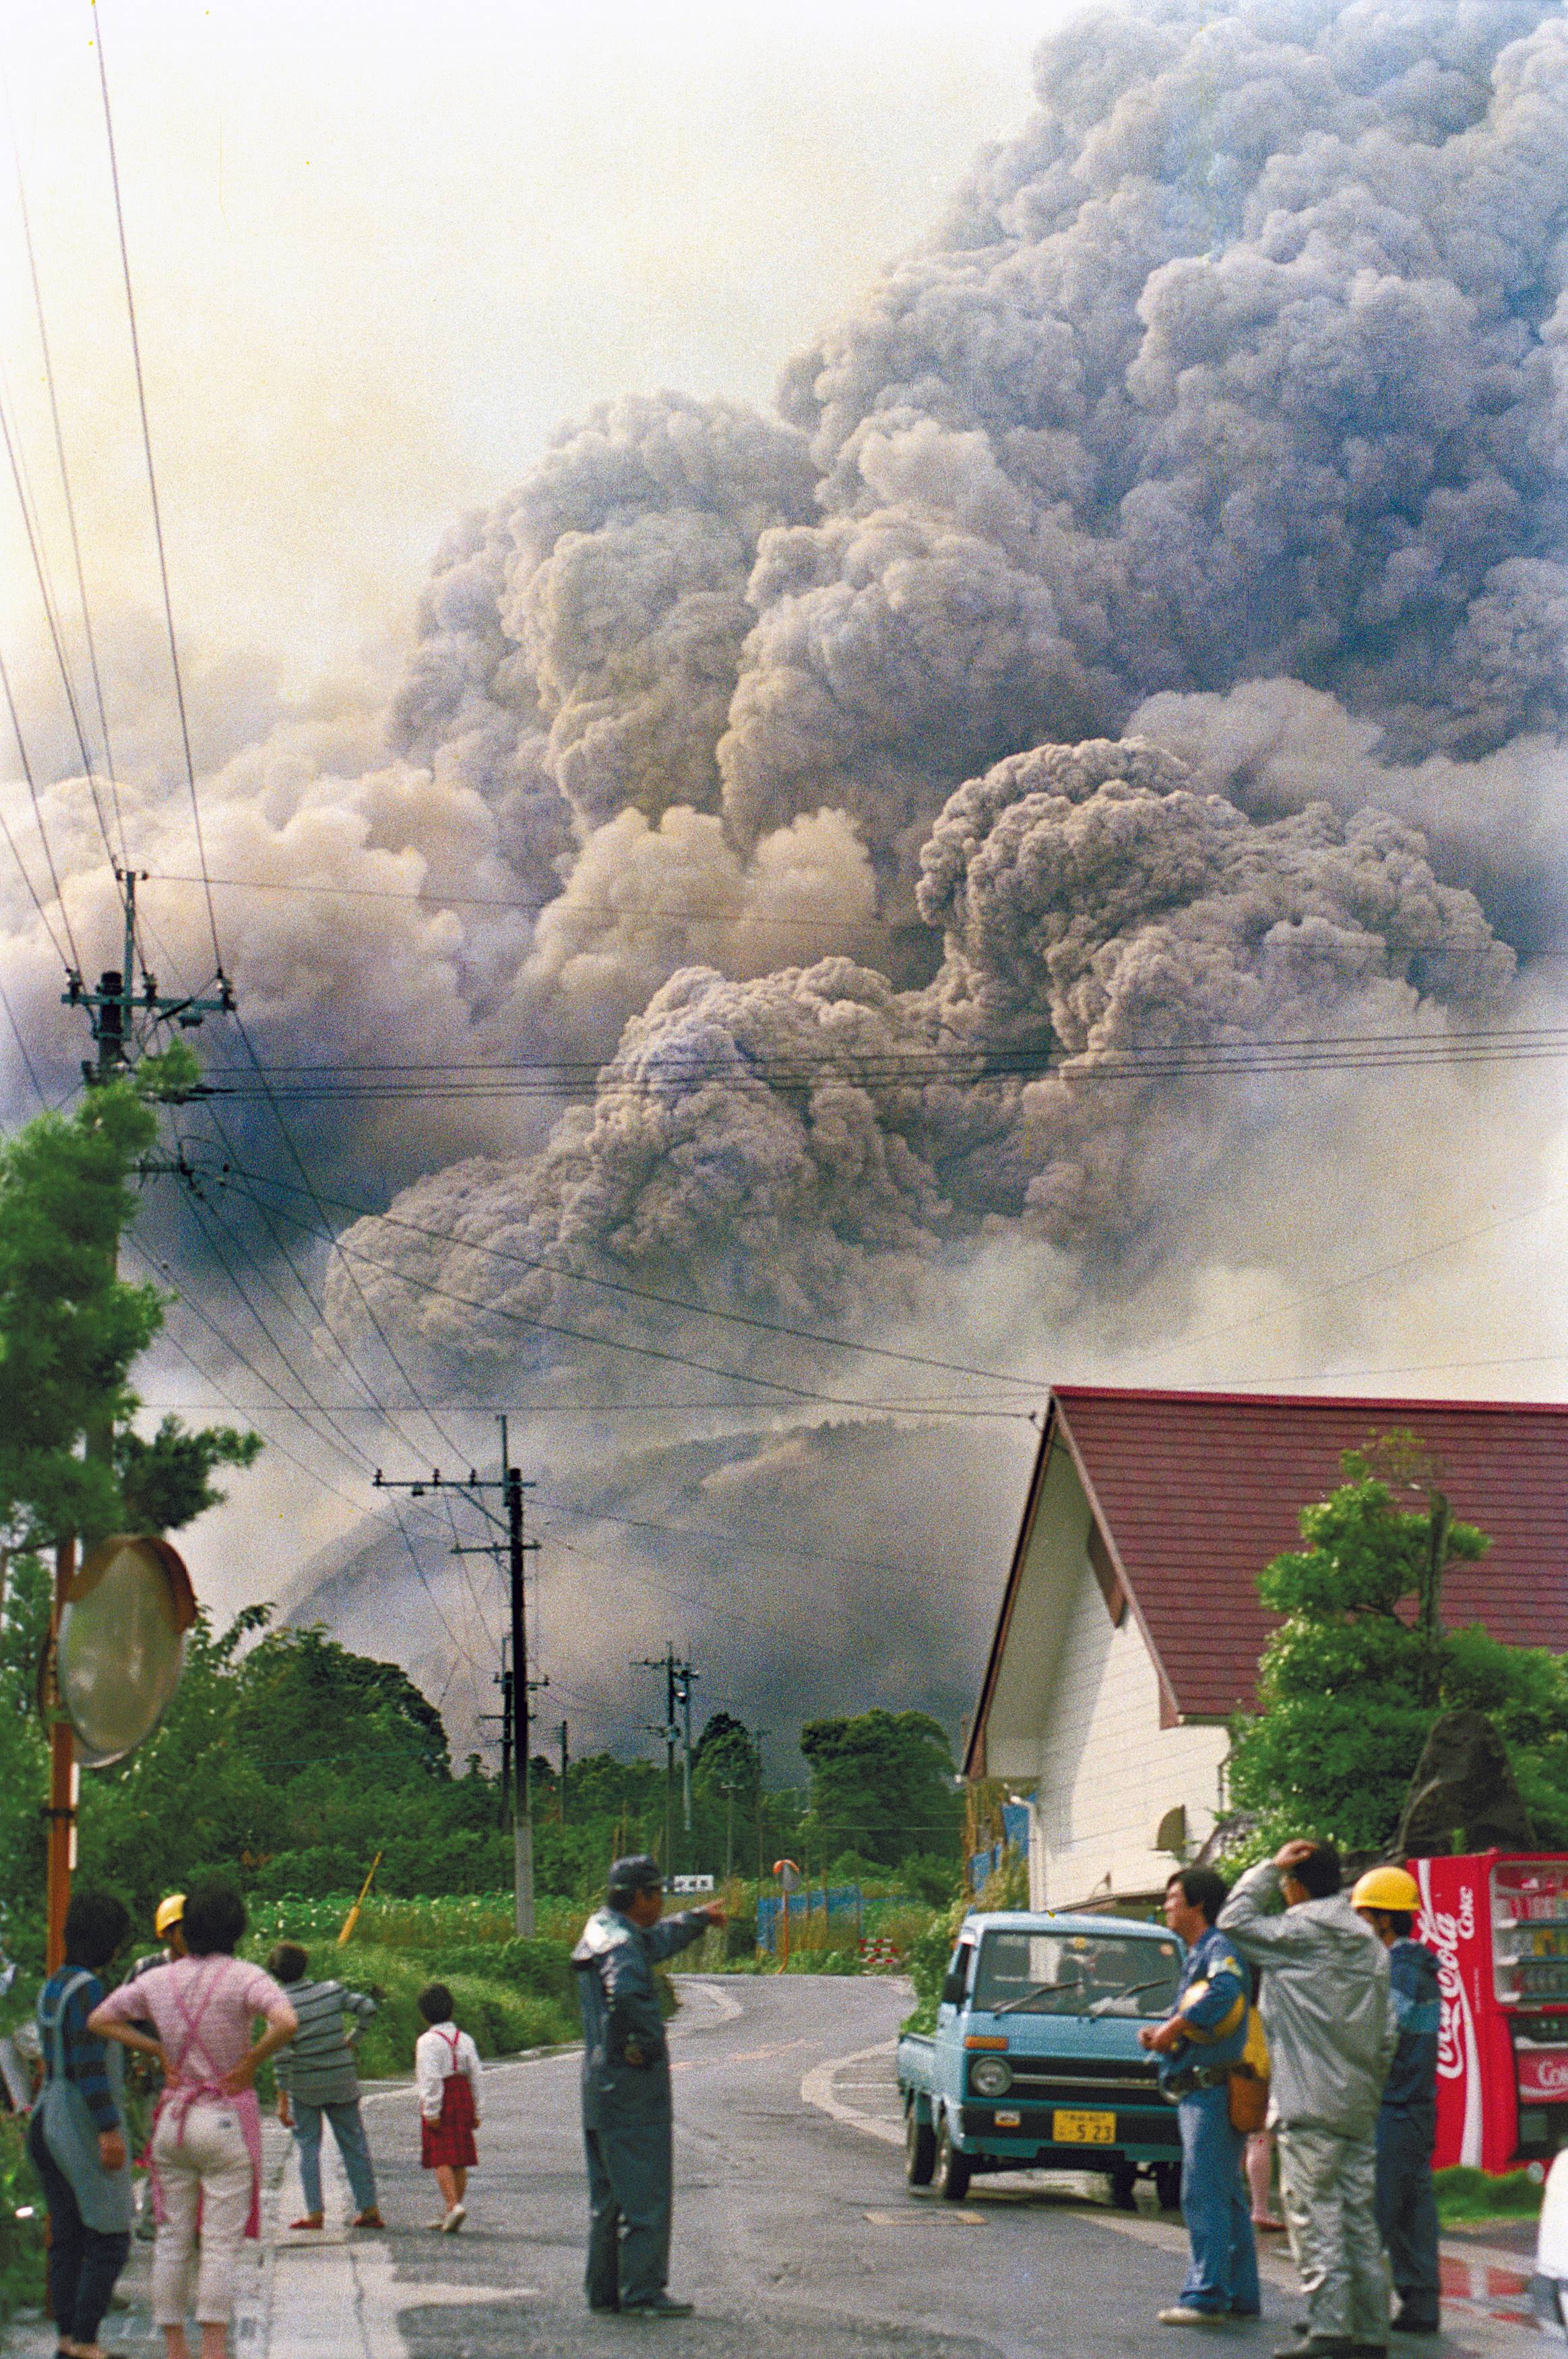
[941,1945,973,2008]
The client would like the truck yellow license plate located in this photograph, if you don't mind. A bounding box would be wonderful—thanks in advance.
[1053,2108,1116,2145]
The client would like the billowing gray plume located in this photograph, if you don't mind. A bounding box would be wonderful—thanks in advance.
[7,0,1568,1741]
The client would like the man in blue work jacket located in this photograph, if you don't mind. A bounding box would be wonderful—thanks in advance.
[1352,1866,1442,2335]
[1141,1866,1261,2326]
[571,1856,724,2317]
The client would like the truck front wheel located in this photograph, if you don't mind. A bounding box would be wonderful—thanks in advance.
[935,2115,972,2202]
[1107,2162,1138,2211]
[905,2103,936,2188]
[1155,2161,1183,2213]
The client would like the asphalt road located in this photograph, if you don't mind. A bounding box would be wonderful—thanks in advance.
[309,1974,1534,2359]
[8,1974,1538,2359]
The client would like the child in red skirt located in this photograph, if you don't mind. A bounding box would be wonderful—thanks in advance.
[414,1984,481,2232]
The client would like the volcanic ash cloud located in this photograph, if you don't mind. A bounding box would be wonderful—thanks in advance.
[324,733,1511,1390]
[19,0,1568,1745]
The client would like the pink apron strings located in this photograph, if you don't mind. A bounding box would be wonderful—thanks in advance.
[149,1960,265,2239]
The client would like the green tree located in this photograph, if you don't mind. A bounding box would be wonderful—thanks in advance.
[798,1707,961,1871]
[71,1612,511,1924]
[0,1053,264,1956]
[693,1711,757,1784]
[115,1415,261,1532]
[0,1078,162,1548]
[1228,1437,1568,1853]
[0,1051,259,1548]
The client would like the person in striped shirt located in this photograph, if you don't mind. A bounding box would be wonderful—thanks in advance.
[266,1944,383,2231]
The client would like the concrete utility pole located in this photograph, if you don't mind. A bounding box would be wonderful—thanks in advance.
[675,1657,697,1835]
[505,1452,535,1932]
[718,1777,743,1883]
[377,1417,538,1934]
[555,1719,569,1825]
[65,867,234,1086]
[49,866,234,1967]
[634,1645,689,1874]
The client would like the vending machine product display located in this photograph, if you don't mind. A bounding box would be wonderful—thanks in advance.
[1414,1852,1568,2170]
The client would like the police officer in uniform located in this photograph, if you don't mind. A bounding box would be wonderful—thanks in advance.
[571,1856,724,2317]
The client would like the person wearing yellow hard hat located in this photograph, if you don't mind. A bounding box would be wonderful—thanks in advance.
[118,1898,189,2241]
[153,1896,187,1958]
[1353,1866,1441,2336]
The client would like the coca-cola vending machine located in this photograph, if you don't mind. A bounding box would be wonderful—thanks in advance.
[1413,1852,1568,2171]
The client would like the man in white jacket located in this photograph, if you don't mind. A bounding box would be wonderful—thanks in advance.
[1219,1840,1399,2359]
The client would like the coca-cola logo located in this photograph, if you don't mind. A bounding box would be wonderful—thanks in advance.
[1418,1891,1475,2084]
[1519,2048,1568,2099]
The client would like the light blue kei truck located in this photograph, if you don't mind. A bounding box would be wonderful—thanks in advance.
[896,1909,1187,2206]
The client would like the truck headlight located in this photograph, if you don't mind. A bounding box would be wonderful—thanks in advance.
[971,2056,1013,2099]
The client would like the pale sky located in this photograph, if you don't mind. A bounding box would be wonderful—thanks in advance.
[0,0,1081,1645]
[3,0,1069,694]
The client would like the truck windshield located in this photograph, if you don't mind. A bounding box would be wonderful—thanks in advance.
[972,1930,1181,2019]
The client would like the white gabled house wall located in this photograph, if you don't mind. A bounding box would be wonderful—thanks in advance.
[976,1424,1228,1908]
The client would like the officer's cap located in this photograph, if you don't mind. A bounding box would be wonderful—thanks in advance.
[608,1854,664,1903]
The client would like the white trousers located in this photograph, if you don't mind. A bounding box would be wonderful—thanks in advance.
[151,2101,253,2327]
[1277,2122,1391,2346]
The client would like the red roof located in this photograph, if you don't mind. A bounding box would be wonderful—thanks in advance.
[968,1386,1568,1765]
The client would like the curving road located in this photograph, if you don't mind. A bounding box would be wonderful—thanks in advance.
[305,1973,1534,2359]
[15,1974,1534,2359]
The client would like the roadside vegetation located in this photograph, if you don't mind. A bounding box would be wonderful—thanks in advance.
[1432,2165,1544,2227]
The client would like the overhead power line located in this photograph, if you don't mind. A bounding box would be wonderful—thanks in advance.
[90,0,222,973]
[12,154,127,865]
[127,1392,1036,1419]
[0,385,120,869]
[0,641,82,971]
[212,1164,1030,1412]
[214,1159,1043,1393]
[135,869,1568,970]
[132,1233,485,1676]
[142,867,902,938]
[193,1020,1568,1105]
[0,971,48,1106]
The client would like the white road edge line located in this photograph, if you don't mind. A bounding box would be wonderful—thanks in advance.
[800,2040,903,2148]
[673,1976,745,2027]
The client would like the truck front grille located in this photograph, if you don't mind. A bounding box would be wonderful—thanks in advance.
[999,2058,1167,2108]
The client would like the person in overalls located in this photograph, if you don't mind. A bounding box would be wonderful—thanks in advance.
[28,1887,134,2359]
[571,1856,724,2319]
[90,1874,296,2359]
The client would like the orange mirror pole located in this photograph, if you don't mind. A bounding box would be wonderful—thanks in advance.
[45,1537,78,1972]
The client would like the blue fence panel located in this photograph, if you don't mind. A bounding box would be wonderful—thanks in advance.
[968,1803,1032,1894]
[755,1883,870,1953]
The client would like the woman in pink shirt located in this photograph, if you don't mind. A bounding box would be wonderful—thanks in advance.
[90,1876,296,2359]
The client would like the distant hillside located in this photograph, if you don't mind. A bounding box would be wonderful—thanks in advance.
[282,1414,1031,1773]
